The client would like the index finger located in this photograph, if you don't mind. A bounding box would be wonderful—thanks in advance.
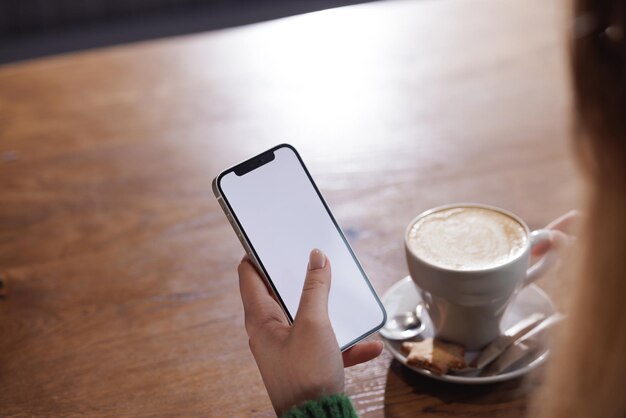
[237,256,289,337]
[545,210,581,233]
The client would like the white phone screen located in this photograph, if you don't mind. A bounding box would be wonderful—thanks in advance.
[218,145,386,349]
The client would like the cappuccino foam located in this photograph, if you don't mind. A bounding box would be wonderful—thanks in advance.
[408,207,527,271]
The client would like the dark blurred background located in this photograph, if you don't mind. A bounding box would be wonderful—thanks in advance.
[0,0,374,64]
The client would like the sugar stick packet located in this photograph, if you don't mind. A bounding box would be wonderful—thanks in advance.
[480,313,565,376]
[471,312,546,369]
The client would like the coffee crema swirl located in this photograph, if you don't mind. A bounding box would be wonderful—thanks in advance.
[407,207,527,271]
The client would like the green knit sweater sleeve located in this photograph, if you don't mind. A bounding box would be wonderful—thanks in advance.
[280,394,358,418]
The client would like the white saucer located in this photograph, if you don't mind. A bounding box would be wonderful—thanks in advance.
[381,276,556,384]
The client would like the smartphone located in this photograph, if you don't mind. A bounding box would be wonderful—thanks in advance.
[213,144,386,351]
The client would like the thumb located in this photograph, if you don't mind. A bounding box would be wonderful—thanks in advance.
[295,249,331,322]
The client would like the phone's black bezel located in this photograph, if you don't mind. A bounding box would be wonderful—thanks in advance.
[215,143,387,351]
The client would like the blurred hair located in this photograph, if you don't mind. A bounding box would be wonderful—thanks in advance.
[572,0,626,183]
[538,0,626,417]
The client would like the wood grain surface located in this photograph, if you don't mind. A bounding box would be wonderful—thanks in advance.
[0,0,578,416]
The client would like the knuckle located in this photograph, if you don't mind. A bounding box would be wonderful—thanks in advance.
[258,312,283,331]
[237,261,247,277]
[244,314,258,340]
[244,306,284,338]
[295,314,327,330]
[248,337,259,352]
[248,336,266,356]
[244,310,255,330]
[244,309,263,334]
[302,273,328,293]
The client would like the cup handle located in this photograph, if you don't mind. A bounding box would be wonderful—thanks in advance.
[524,229,559,286]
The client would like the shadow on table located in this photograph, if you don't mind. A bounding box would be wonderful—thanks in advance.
[384,359,542,418]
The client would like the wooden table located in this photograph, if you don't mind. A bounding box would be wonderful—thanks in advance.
[0,0,578,416]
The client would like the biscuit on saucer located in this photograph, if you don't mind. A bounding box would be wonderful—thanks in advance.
[401,338,466,375]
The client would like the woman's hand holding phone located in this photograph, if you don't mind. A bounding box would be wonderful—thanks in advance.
[238,249,384,416]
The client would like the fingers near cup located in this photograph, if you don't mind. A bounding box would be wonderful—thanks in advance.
[525,229,561,285]
[544,209,581,232]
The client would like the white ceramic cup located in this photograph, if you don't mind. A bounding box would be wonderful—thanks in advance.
[404,203,558,350]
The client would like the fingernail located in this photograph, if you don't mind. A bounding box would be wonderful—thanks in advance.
[309,249,326,270]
